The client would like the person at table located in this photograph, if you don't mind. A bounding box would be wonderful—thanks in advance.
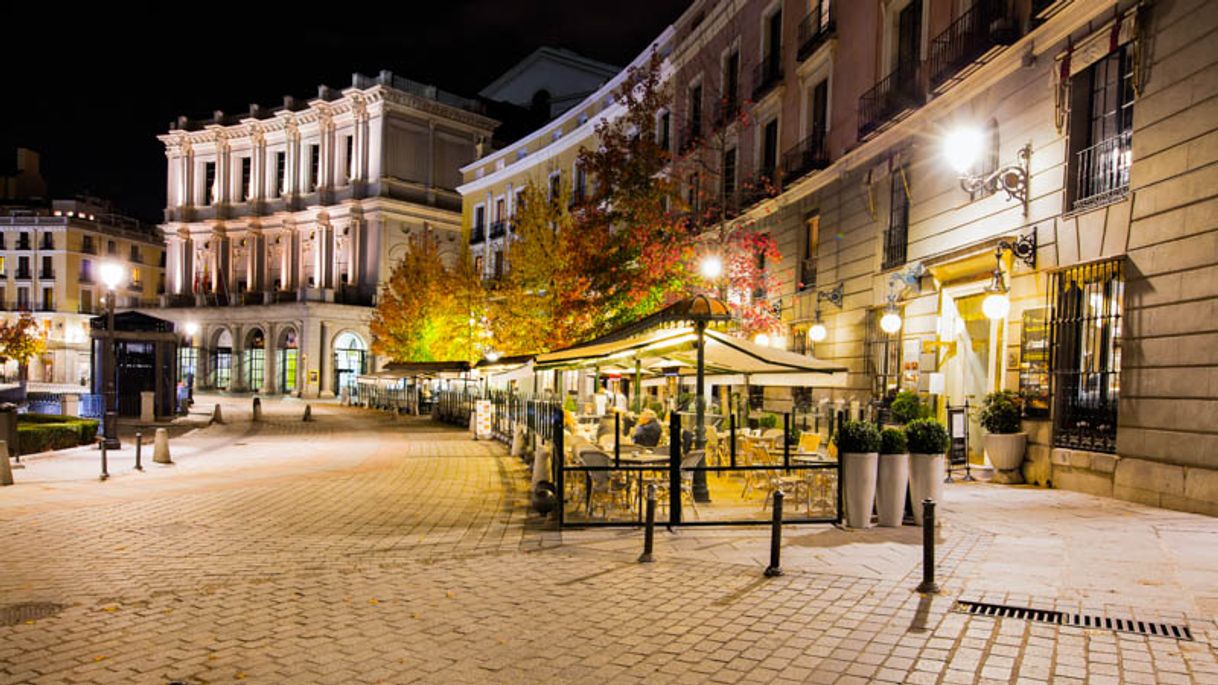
[632,408,662,447]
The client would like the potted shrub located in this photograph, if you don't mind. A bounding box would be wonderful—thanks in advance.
[979,390,1026,474]
[876,427,909,527]
[906,418,949,525]
[889,390,930,425]
[833,420,881,529]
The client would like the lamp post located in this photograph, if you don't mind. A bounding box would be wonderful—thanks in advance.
[99,261,125,450]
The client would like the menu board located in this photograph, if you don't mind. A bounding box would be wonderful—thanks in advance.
[1019,307,1051,418]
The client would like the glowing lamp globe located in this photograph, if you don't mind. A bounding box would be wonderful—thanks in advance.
[99,261,125,290]
[944,127,984,175]
[754,333,770,347]
[880,310,903,334]
[982,292,1011,320]
[184,322,200,337]
[486,350,501,362]
[700,255,723,280]
[808,322,828,343]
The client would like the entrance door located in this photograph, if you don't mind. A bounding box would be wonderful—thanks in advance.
[939,289,1004,464]
[333,332,367,396]
[278,329,299,394]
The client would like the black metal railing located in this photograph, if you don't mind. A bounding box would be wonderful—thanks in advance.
[78,303,95,314]
[470,223,486,244]
[713,99,740,130]
[882,224,908,270]
[858,65,924,139]
[796,2,836,62]
[781,128,829,184]
[16,239,31,250]
[752,57,784,101]
[927,0,1016,92]
[1073,130,1132,211]
[489,220,506,239]
[799,258,818,292]
[36,301,55,312]
[39,269,54,279]
[81,240,97,255]
[79,272,93,284]
[15,269,31,280]
[1049,258,1123,454]
[40,239,54,250]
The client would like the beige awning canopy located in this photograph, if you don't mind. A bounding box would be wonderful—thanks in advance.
[535,326,848,386]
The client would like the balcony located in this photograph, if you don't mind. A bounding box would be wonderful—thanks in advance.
[678,121,703,154]
[927,0,1017,93]
[724,175,778,217]
[78,302,96,315]
[12,301,31,312]
[470,223,486,245]
[781,128,830,185]
[81,240,97,255]
[796,2,836,62]
[15,240,31,251]
[489,220,507,240]
[1073,130,1132,212]
[752,57,784,102]
[129,281,144,292]
[79,272,94,284]
[712,98,741,130]
[39,270,54,279]
[36,301,55,312]
[858,65,924,139]
[798,258,818,292]
[14,269,32,280]
[40,239,54,250]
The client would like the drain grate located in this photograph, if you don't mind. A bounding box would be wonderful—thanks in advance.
[0,602,65,627]
[954,600,1193,641]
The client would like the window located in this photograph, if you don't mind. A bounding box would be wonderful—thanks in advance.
[1067,46,1134,211]
[573,164,587,204]
[688,172,701,216]
[16,287,29,309]
[80,288,92,314]
[658,110,671,150]
[493,250,504,279]
[514,190,525,216]
[80,259,92,283]
[0,256,5,275]
[1049,258,1123,454]
[761,118,779,181]
[753,249,767,300]
[275,151,286,196]
[799,214,820,291]
[883,165,909,269]
[549,172,561,206]
[865,306,902,398]
[309,143,321,191]
[82,235,95,254]
[130,267,142,289]
[41,287,53,311]
[18,232,29,249]
[345,135,355,181]
[240,157,252,201]
[723,49,740,109]
[40,255,52,278]
[129,245,141,263]
[40,232,53,249]
[107,240,117,256]
[204,161,217,205]
[809,79,829,139]
[494,198,505,223]
[17,256,30,278]
[723,147,737,199]
[689,83,703,139]
[474,205,485,229]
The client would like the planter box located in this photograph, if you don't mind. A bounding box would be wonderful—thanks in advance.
[876,452,910,527]
[909,452,945,526]
[842,452,878,529]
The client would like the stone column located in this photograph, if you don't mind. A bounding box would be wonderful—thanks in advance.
[197,326,211,389]
[264,323,278,395]
[319,321,334,398]
[249,226,265,293]
[316,223,334,289]
[229,324,246,392]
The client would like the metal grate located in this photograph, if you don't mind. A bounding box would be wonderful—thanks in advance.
[0,602,65,627]
[954,600,1194,641]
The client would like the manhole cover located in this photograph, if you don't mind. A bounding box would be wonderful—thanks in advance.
[954,600,1193,641]
[0,602,65,627]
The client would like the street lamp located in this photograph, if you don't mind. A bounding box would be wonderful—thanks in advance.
[699,254,723,280]
[942,125,1031,215]
[879,301,903,334]
[99,261,125,450]
[982,232,1037,321]
[808,283,844,345]
[485,350,501,363]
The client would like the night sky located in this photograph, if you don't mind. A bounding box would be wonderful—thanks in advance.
[1,2,688,222]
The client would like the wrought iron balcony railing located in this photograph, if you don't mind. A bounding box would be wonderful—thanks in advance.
[712,98,741,130]
[927,0,1017,93]
[796,2,836,62]
[489,220,507,239]
[1073,130,1132,211]
[752,57,784,102]
[470,223,486,245]
[781,128,830,184]
[858,65,924,139]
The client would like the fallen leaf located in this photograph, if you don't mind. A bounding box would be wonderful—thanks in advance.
[93,656,107,662]
[445,591,455,599]
[368,599,380,605]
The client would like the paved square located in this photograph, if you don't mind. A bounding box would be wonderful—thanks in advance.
[1,398,1215,684]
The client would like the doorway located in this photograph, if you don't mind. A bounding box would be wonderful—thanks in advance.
[939,286,1005,464]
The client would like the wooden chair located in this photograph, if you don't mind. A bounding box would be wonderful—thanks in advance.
[798,433,822,454]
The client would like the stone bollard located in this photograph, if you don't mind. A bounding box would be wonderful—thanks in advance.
[0,440,13,486]
[302,404,313,422]
[252,397,262,422]
[212,403,224,425]
[153,428,172,464]
[139,391,155,423]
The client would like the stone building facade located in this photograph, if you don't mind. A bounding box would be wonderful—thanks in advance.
[155,72,497,398]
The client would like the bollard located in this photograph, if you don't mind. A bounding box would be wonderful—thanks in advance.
[100,439,109,481]
[153,428,172,464]
[212,403,224,425]
[764,489,784,577]
[302,404,313,422]
[134,432,143,471]
[639,484,657,563]
[252,396,262,422]
[0,440,13,486]
[916,499,939,594]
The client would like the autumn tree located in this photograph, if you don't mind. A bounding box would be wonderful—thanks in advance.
[0,313,46,381]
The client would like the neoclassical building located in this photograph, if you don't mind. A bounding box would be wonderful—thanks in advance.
[155,71,497,398]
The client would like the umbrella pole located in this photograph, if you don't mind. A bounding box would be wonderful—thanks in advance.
[693,320,710,503]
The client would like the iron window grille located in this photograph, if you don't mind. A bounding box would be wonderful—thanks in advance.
[1048,258,1123,454]
[883,166,909,270]
[1069,46,1134,211]
[864,307,901,399]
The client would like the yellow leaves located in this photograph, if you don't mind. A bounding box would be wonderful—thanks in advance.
[100,605,119,613]
[93,655,107,662]
[235,672,247,680]
[367,598,380,605]
[445,590,456,599]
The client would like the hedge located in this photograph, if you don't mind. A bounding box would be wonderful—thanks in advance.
[16,414,100,455]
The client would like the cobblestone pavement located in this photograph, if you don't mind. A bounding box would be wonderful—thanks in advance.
[1,400,1216,684]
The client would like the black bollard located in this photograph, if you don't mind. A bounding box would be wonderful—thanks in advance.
[764,489,784,577]
[99,439,109,481]
[917,499,939,594]
[639,484,656,563]
[134,432,143,471]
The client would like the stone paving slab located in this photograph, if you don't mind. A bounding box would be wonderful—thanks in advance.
[1,404,1215,684]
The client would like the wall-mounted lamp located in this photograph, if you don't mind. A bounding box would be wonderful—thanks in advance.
[943,127,1032,215]
[879,298,903,334]
[982,232,1037,321]
[808,283,844,343]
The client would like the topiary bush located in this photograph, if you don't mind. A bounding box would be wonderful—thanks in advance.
[880,427,908,454]
[889,390,930,425]
[758,413,780,430]
[906,418,949,454]
[979,390,1023,434]
[16,414,98,455]
[833,420,881,454]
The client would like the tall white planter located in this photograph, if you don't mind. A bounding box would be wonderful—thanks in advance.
[984,432,1027,470]
[842,452,878,529]
[876,452,910,527]
[908,453,945,526]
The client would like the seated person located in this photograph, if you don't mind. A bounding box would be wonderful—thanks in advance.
[631,409,662,447]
